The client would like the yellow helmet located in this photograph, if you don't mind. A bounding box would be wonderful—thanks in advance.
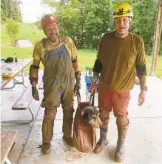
[113,3,133,19]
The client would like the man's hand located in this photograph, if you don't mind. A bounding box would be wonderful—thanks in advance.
[90,82,97,94]
[32,87,39,101]
[138,90,146,106]
[74,80,80,95]
[74,71,81,95]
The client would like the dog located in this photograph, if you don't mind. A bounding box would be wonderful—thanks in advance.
[81,105,102,128]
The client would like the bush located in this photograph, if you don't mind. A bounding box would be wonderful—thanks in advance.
[5,19,20,45]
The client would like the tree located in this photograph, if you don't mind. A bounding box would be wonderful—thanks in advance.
[42,0,113,48]
[82,0,113,49]
[5,19,20,45]
[42,0,157,52]
[132,0,156,54]
[1,0,22,22]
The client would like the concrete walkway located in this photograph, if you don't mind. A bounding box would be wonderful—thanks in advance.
[1,74,162,164]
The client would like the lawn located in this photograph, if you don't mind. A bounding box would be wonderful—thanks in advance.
[1,46,162,78]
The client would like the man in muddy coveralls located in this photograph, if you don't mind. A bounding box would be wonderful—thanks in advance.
[90,3,147,163]
[29,15,80,154]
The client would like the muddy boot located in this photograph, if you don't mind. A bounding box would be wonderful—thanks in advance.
[62,107,74,147]
[42,119,54,154]
[41,108,56,154]
[114,117,129,163]
[63,135,74,147]
[94,120,109,154]
[41,142,51,154]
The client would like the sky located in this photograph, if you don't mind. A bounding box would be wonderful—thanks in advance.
[19,0,54,23]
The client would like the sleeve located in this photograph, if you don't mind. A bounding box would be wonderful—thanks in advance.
[67,37,77,61]
[136,37,147,91]
[32,42,43,66]
[65,37,79,72]
[29,41,43,86]
[92,36,103,73]
[96,36,104,60]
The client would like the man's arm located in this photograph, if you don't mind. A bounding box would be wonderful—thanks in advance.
[92,59,102,82]
[90,37,103,93]
[136,37,147,105]
[72,56,80,74]
[66,37,81,94]
[136,37,147,91]
[92,36,104,83]
[29,42,42,100]
[66,37,80,76]
[72,55,81,95]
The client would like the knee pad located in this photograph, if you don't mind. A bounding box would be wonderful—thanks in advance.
[63,106,74,113]
[116,116,129,126]
[44,108,57,120]
[99,109,110,122]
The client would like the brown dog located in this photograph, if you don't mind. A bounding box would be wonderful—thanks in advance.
[81,105,102,128]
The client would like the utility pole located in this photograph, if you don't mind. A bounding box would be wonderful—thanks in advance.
[151,0,162,76]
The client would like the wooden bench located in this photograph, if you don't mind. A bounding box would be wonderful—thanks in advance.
[11,73,43,124]
[12,84,36,124]
[1,130,18,164]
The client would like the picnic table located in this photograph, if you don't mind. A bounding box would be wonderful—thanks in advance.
[1,59,43,124]
[0,59,32,89]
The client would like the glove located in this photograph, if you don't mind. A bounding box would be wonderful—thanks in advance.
[90,72,99,93]
[32,87,39,101]
[74,72,81,95]
[74,80,80,94]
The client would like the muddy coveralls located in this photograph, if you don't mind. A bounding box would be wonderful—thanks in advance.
[41,43,75,145]
[30,36,80,153]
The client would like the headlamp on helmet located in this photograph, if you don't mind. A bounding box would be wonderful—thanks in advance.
[113,3,133,19]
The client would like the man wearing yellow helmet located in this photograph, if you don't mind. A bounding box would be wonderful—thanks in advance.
[90,3,147,163]
[29,14,81,154]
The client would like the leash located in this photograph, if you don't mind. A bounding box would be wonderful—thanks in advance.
[76,90,95,106]
[88,91,95,106]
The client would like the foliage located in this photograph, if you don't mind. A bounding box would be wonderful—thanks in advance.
[83,0,114,49]
[42,0,158,53]
[1,0,22,22]
[132,0,156,54]
[5,20,20,45]
[42,0,114,49]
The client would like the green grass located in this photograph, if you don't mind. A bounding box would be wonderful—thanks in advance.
[1,47,33,59]
[78,49,97,70]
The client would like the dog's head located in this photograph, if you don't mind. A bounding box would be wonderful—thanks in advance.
[81,106,102,128]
